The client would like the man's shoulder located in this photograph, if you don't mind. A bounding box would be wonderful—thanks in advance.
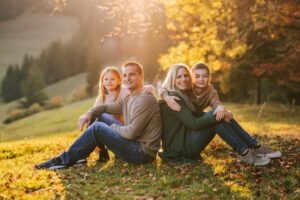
[133,93,158,106]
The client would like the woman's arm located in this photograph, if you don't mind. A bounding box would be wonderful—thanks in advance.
[164,94,221,130]
[158,87,181,111]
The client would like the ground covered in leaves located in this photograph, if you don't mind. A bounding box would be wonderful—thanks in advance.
[0,133,299,200]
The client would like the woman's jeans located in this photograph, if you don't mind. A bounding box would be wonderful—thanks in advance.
[59,114,154,165]
[191,110,259,155]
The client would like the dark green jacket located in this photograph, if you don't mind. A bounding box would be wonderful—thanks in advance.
[159,92,218,160]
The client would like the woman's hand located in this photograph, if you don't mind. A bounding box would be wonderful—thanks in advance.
[165,95,181,111]
[78,113,92,131]
[213,105,226,121]
[224,111,233,123]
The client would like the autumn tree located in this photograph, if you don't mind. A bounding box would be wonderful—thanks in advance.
[160,0,300,104]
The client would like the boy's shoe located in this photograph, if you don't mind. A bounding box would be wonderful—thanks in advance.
[254,145,282,158]
[75,158,87,165]
[237,149,270,166]
[34,157,67,170]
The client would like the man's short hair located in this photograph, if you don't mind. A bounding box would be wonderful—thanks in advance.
[122,61,144,75]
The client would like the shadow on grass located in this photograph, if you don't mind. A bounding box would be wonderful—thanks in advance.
[1,135,298,199]
[203,135,300,199]
[55,154,246,199]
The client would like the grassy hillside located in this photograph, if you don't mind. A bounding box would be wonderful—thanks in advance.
[0,10,79,81]
[0,97,94,142]
[0,72,86,123]
[0,102,299,199]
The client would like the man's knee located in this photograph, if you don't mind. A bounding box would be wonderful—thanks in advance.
[90,121,108,133]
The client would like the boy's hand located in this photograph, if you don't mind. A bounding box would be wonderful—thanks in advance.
[78,113,92,131]
[224,111,233,123]
[214,105,226,121]
[165,95,181,111]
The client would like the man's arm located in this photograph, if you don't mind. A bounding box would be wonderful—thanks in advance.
[78,102,122,131]
[111,96,158,140]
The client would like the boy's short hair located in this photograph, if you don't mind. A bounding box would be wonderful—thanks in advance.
[191,62,210,74]
[122,61,144,76]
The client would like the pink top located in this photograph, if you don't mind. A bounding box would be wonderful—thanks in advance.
[94,86,129,124]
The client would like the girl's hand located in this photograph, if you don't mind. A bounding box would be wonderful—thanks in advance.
[142,85,155,95]
[165,95,181,111]
[78,113,92,131]
[214,105,226,121]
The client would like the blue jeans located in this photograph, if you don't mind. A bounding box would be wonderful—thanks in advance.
[191,110,258,155]
[59,114,154,165]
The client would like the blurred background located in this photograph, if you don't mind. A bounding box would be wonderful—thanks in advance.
[0,0,299,126]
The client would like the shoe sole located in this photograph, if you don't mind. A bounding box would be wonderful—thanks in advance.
[49,165,68,170]
[253,159,270,166]
[257,151,282,159]
[75,159,87,165]
[237,158,270,166]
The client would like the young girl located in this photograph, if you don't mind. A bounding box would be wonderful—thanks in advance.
[160,62,281,160]
[82,67,128,163]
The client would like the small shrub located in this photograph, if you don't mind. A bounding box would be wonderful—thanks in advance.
[46,96,64,109]
[3,103,43,124]
[28,103,44,114]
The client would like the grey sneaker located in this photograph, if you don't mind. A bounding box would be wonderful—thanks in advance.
[237,149,270,166]
[254,145,282,158]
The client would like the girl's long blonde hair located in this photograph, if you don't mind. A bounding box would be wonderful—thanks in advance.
[98,66,122,103]
[162,63,192,91]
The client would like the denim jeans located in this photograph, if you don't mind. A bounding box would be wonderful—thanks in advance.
[59,114,154,165]
[191,110,258,155]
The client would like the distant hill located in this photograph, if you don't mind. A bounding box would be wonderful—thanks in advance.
[0,72,87,123]
[0,10,79,82]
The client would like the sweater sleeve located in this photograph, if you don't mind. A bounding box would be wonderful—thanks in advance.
[209,86,221,109]
[111,95,157,140]
[168,94,218,130]
[158,87,168,99]
[88,102,122,117]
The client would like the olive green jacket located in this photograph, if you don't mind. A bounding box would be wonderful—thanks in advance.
[159,91,218,160]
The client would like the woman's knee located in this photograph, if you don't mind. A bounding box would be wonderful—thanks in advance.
[203,109,215,117]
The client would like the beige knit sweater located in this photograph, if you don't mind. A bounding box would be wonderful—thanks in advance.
[89,92,162,157]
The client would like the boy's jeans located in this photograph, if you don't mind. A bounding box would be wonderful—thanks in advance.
[191,110,258,155]
[59,114,154,165]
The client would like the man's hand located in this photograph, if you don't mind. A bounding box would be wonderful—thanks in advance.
[224,111,233,123]
[78,113,92,131]
[165,95,181,111]
[213,105,226,121]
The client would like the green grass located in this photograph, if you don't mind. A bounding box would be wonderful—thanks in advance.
[0,10,79,81]
[0,102,299,199]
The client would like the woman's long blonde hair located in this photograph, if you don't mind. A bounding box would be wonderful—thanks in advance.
[162,63,192,91]
[98,66,122,103]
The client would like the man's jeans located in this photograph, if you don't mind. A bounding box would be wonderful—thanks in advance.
[191,110,259,155]
[59,114,154,165]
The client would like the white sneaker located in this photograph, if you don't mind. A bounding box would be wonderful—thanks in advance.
[237,149,270,166]
[254,145,282,158]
